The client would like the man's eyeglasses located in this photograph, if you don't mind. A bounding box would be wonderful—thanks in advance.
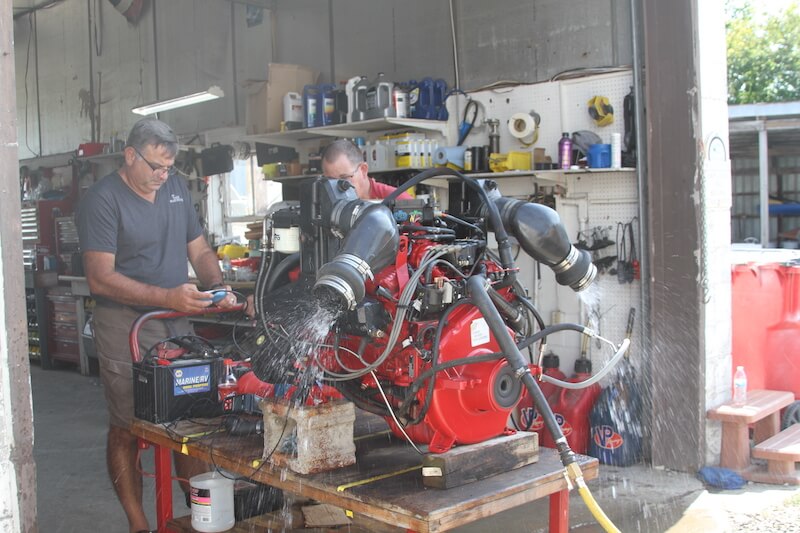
[132,146,175,176]
[337,164,362,181]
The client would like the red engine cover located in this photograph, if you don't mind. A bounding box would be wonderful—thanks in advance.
[336,299,522,454]
[406,304,520,452]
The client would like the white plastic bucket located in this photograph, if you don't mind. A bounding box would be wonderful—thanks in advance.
[190,471,235,532]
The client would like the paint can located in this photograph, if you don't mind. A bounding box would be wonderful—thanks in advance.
[190,471,235,532]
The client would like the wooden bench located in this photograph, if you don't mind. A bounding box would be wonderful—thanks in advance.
[751,423,800,485]
[707,389,795,477]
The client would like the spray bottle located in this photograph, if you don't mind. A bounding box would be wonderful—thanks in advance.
[558,132,573,169]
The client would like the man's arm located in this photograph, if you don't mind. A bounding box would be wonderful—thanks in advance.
[84,250,214,312]
[187,235,224,288]
[187,235,238,309]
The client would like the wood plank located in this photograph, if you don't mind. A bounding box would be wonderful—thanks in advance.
[422,432,539,489]
[707,389,794,424]
[753,423,800,461]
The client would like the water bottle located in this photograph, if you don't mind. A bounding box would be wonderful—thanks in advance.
[558,132,572,169]
[218,359,238,402]
[733,365,747,406]
[221,255,232,281]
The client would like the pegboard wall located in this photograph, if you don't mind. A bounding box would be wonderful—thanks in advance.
[451,70,642,380]
[454,70,633,163]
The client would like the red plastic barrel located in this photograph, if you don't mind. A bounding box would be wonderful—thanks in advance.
[731,263,784,391]
[540,361,602,454]
[763,264,800,397]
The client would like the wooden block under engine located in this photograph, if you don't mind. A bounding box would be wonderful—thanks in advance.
[421,431,539,489]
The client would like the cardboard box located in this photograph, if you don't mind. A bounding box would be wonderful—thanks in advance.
[245,63,318,134]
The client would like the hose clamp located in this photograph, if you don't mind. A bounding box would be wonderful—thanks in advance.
[514,366,531,379]
[349,202,363,227]
[330,200,348,238]
[337,253,374,281]
[551,245,580,274]
[315,275,357,311]
[571,263,597,292]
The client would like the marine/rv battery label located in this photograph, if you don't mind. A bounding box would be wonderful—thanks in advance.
[172,364,212,396]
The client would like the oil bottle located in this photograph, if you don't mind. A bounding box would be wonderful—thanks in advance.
[318,84,337,126]
[302,84,319,128]
[364,72,393,120]
[350,76,368,123]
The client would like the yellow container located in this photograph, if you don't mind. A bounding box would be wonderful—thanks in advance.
[261,163,279,178]
[217,244,249,260]
[489,151,532,172]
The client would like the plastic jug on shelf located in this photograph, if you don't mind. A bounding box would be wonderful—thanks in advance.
[364,72,393,120]
[302,84,319,128]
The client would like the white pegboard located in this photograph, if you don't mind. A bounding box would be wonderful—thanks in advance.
[566,172,641,381]
[450,70,633,163]
[559,72,632,146]
[449,70,642,380]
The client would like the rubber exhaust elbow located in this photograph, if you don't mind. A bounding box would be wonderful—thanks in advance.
[554,246,597,292]
[314,255,368,311]
[495,198,597,292]
[313,203,399,311]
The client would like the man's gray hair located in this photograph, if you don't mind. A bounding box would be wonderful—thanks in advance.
[322,139,364,167]
[126,118,179,157]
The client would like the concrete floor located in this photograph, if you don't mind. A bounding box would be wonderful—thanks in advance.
[31,361,799,533]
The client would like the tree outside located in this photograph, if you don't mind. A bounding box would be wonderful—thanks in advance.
[726,1,800,104]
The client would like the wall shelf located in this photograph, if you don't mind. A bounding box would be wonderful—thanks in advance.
[245,118,449,146]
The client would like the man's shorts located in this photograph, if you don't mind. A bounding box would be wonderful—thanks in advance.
[93,304,192,429]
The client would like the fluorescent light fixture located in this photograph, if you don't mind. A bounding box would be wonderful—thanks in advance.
[131,86,224,115]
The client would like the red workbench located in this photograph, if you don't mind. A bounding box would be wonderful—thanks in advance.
[130,416,598,533]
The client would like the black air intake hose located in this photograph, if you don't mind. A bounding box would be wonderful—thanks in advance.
[313,202,399,310]
[494,198,596,291]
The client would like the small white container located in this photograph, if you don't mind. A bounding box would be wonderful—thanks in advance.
[611,132,622,169]
[273,226,300,254]
[190,471,235,532]
[283,92,303,125]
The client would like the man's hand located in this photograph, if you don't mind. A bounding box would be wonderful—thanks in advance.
[244,294,256,318]
[212,285,238,310]
[166,283,217,313]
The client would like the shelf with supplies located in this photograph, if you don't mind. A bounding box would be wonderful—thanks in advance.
[261,166,427,183]
[245,117,450,146]
[467,167,637,179]
[262,167,636,188]
[404,167,637,190]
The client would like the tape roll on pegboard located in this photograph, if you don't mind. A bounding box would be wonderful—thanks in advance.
[508,112,540,144]
[433,146,467,169]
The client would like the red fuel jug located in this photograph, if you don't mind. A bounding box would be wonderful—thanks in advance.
[513,353,566,440]
[541,357,602,454]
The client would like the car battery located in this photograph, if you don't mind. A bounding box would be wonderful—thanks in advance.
[134,357,224,423]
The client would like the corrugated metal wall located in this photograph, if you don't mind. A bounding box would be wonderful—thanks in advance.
[731,156,800,245]
[14,0,632,159]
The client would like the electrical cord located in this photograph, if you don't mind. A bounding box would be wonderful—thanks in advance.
[457,99,480,146]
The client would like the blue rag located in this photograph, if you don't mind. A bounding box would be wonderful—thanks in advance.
[697,466,746,490]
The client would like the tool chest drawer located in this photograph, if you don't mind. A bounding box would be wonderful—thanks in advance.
[46,286,81,365]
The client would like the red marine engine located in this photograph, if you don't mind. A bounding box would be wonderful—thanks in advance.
[249,171,597,453]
